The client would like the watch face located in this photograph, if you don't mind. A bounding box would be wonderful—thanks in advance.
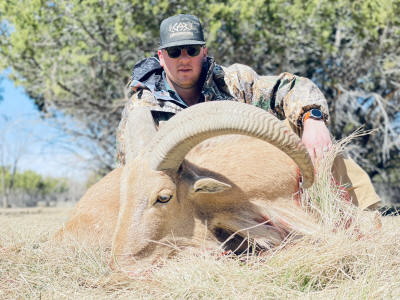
[310,109,322,119]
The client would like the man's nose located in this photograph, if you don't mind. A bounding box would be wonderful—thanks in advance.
[179,49,191,60]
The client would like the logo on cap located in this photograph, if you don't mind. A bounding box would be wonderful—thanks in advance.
[169,22,194,33]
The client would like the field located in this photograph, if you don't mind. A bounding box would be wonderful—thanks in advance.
[1,146,400,299]
[1,206,400,299]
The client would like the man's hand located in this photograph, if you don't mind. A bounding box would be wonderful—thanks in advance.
[301,118,332,163]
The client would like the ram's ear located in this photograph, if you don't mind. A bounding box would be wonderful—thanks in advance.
[192,177,232,194]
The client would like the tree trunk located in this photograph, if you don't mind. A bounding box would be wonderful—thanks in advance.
[2,194,9,208]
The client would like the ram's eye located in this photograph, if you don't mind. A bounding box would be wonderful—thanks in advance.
[156,193,173,203]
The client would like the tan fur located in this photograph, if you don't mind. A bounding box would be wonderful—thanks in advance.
[55,168,122,247]
[58,136,317,267]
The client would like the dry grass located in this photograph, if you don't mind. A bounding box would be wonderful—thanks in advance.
[1,141,400,299]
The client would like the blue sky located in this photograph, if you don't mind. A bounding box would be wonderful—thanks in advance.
[0,71,91,181]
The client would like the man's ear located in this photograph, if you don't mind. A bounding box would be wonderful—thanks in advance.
[158,49,165,67]
[203,47,207,58]
[192,177,231,194]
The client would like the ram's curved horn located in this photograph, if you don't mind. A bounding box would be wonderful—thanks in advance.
[144,101,314,188]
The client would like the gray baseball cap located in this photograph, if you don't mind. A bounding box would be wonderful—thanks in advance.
[159,14,206,49]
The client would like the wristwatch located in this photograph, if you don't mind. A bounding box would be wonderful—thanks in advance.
[302,109,323,124]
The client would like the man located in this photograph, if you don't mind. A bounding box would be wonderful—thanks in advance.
[116,14,380,210]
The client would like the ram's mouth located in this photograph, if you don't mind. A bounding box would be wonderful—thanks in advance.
[212,226,284,255]
[210,211,298,255]
[212,227,258,254]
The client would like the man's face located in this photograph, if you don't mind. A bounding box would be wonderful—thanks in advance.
[158,45,207,89]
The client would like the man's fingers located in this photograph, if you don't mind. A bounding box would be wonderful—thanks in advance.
[309,147,317,163]
[305,143,332,163]
[315,147,323,160]
[313,144,330,161]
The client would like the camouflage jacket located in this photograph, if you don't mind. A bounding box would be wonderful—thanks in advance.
[117,56,329,164]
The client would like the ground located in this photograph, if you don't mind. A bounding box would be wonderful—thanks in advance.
[0,206,399,299]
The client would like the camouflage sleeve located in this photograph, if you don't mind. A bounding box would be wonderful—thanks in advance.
[222,64,329,129]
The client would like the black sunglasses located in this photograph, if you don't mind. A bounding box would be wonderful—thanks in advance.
[165,45,203,59]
